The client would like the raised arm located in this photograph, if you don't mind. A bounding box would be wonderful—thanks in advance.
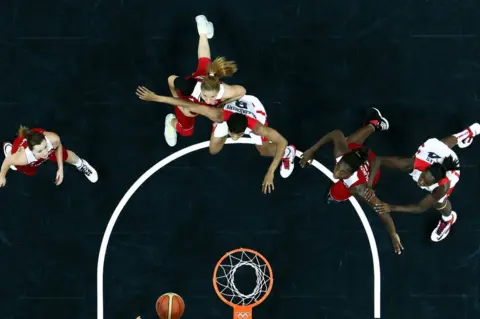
[136,86,223,122]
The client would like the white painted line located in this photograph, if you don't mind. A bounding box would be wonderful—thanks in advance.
[97,138,381,318]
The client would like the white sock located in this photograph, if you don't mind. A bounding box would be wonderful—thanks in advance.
[442,214,453,222]
[73,158,83,168]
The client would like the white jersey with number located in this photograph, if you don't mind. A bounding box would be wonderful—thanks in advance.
[410,138,460,194]
[213,95,268,145]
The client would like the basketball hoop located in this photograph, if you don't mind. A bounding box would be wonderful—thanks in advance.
[213,248,274,319]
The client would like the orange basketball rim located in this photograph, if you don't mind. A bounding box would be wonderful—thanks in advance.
[213,248,274,319]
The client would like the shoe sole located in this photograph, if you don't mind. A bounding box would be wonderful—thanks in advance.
[371,107,389,130]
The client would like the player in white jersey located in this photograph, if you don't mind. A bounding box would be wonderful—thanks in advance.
[365,123,480,242]
[136,87,296,194]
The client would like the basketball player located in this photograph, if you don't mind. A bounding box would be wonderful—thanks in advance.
[165,15,246,147]
[366,123,480,242]
[136,86,296,194]
[1,126,98,187]
[300,108,403,255]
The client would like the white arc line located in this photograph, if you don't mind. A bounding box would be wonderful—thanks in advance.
[96,138,381,318]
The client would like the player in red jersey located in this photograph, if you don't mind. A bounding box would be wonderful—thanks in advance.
[164,15,246,147]
[1,126,98,187]
[300,108,403,254]
[136,87,296,194]
[366,123,480,242]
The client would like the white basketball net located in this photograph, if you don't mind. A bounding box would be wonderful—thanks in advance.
[215,250,272,306]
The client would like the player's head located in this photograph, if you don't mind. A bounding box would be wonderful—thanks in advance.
[418,155,460,187]
[201,57,238,105]
[333,147,369,179]
[18,126,49,159]
[227,113,248,140]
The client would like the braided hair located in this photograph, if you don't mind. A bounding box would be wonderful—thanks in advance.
[426,155,460,182]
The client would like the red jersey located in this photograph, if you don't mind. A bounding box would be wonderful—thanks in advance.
[335,143,378,189]
[11,128,57,168]
[174,57,225,107]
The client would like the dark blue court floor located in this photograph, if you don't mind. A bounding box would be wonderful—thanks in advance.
[1,1,479,318]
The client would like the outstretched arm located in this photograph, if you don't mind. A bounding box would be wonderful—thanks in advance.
[376,184,449,214]
[300,130,350,167]
[367,156,414,188]
[350,184,403,254]
[136,86,223,122]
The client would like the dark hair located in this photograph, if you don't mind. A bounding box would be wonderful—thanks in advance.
[18,126,45,150]
[426,155,460,182]
[227,113,248,134]
[340,147,370,173]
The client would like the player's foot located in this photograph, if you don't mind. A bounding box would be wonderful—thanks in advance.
[3,142,17,171]
[77,159,98,183]
[164,113,178,147]
[367,107,389,131]
[431,211,457,242]
[456,123,480,148]
[196,15,214,39]
[280,145,296,178]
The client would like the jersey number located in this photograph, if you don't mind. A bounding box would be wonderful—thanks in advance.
[235,101,248,109]
[427,152,441,162]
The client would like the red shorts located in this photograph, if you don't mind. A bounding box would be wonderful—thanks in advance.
[329,143,380,201]
[12,144,69,176]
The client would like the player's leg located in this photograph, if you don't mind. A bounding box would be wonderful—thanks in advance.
[431,199,457,242]
[49,148,98,183]
[255,139,296,178]
[164,107,196,147]
[346,108,389,144]
[441,123,480,149]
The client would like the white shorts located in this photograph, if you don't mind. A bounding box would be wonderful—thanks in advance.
[212,96,268,145]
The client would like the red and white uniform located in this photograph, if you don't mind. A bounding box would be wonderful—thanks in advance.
[329,143,380,201]
[410,138,460,203]
[212,95,268,145]
[172,58,225,135]
[11,128,69,176]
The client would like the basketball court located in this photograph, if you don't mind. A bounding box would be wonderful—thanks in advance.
[1,1,480,319]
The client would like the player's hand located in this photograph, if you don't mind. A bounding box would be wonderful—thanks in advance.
[136,86,158,102]
[0,176,6,188]
[374,202,391,215]
[262,170,275,194]
[364,187,375,201]
[300,148,316,168]
[391,233,404,255]
[55,169,64,186]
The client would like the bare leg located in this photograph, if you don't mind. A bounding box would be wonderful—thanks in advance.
[198,34,211,59]
[435,199,452,217]
[65,150,80,166]
[440,136,458,149]
[209,133,227,155]
[346,125,375,145]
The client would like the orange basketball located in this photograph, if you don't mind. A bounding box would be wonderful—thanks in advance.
[155,293,185,319]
